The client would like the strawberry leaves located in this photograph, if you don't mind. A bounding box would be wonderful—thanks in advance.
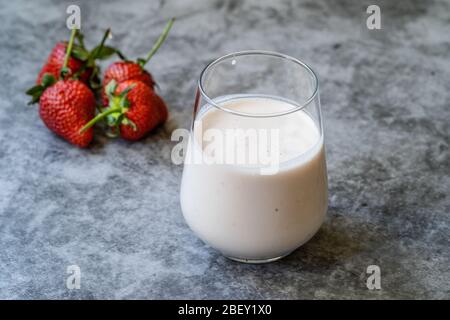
[79,80,137,134]
[74,30,126,63]
[71,45,90,61]
[26,73,56,104]
[72,29,113,89]
[65,29,125,89]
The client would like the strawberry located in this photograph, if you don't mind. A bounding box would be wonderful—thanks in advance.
[39,78,96,147]
[102,61,155,105]
[101,18,174,106]
[81,79,168,141]
[37,29,120,90]
[36,42,91,85]
[27,29,98,147]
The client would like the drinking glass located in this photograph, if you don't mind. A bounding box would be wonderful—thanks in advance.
[180,51,328,263]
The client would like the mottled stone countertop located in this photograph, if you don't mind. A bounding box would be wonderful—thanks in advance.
[0,0,449,299]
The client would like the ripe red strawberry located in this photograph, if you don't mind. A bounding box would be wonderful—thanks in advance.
[39,79,96,147]
[101,61,155,105]
[82,80,168,141]
[36,42,92,85]
[37,29,119,90]
[101,18,174,106]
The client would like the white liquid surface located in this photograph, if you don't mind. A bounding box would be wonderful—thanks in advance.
[180,96,328,260]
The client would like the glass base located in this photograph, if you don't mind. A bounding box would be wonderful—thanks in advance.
[224,250,293,264]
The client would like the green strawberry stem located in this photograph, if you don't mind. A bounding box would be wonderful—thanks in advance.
[139,18,175,67]
[80,107,123,133]
[80,81,137,134]
[61,28,78,78]
[72,28,114,89]
[75,31,85,49]
[91,28,111,59]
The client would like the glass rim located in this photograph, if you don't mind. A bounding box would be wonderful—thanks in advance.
[198,50,319,118]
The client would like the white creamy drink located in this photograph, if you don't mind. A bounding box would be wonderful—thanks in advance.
[180,96,328,261]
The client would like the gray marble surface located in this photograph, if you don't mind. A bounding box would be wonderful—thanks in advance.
[0,0,449,299]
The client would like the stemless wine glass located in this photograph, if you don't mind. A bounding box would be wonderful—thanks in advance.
[180,51,328,263]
